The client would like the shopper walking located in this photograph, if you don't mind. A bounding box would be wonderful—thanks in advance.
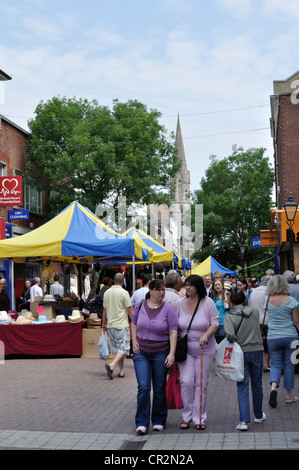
[265,275,299,407]
[175,275,219,431]
[224,291,265,431]
[131,279,178,435]
[102,273,133,379]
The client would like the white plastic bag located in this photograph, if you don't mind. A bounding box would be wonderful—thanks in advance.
[215,338,244,382]
[98,330,111,360]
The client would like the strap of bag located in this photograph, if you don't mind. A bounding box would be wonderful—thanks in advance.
[186,298,201,333]
[260,296,270,334]
[235,312,245,336]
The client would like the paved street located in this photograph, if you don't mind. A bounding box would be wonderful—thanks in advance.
[0,355,299,451]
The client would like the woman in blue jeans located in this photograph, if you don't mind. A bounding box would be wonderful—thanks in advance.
[224,291,265,431]
[131,279,178,435]
[265,275,299,407]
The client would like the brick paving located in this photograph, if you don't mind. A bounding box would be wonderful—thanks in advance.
[0,355,298,450]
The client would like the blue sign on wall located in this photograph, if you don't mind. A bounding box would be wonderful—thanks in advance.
[8,209,29,221]
[252,237,261,248]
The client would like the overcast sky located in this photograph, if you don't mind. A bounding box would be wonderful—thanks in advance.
[1,0,299,194]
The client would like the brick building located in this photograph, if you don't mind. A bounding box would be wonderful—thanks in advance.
[0,114,47,309]
[266,71,299,272]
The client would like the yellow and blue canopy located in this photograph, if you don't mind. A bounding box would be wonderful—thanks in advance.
[191,256,236,277]
[0,201,148,263]
[123,227,178,264]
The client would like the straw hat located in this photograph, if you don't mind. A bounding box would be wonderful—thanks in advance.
[87,313,101,329]
[54,315,67,323]
[41,266,54,281]
[0,311,12,322]
[68,310,83,323]
[14,315,32,325]
[24,312,36,321]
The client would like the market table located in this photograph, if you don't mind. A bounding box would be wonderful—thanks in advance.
[0,322,83,356]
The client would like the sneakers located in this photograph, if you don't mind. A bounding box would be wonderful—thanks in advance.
[136,426,148,435]
[236,423,248,431]
[136,424,164,434]
[153,424,164,431]
[254,412,266,423]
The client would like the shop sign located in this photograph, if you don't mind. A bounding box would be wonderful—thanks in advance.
[260,230,276,246]
[252,237,261,248]
[8,209,29,221]
[0,176,22,206]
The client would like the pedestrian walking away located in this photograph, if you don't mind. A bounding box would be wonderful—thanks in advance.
[102,273,133,379]
[224,291,265,431]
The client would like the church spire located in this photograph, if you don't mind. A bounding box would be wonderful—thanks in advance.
[172,114,190,204]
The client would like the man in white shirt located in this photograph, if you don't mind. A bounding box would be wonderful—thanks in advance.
[203,275,212,296]
[30,277,43,302]
[164,272,183,305]
[130,274,154,307]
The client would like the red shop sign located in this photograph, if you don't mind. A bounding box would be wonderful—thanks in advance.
[0,176,22,206]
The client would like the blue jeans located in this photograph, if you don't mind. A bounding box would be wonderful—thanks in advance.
[237,350,263,423]
[267,337,298,390]
[133,349,169,428]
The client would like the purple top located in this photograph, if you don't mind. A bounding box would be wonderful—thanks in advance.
[133,300,178,352]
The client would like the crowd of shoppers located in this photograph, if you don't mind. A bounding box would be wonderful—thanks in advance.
[101,267,299,435]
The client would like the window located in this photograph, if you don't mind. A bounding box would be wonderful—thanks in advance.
[15,171,43,214]
[0,162,7,176]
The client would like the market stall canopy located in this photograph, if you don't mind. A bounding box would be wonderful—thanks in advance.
[0,201,149,263]
[191,256,236,277]
[122,227,181,265]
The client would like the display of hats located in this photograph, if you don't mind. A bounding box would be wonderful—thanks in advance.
[0,311,13,324]
[32,315,53,324]
[87,313,101,329]
[54,315,67,323]
[67,310,84,323]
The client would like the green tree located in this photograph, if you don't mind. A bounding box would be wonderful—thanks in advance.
[25,97,180,218]
[192,145,275,275]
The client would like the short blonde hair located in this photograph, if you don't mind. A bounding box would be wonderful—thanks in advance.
[266,274,290,296]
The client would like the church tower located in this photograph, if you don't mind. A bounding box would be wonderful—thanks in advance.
[170,115,193,261]
[171,114,191,205]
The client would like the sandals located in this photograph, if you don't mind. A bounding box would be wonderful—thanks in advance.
[195,424,206,431]
[286,396,299,403]
[180,420,191,430]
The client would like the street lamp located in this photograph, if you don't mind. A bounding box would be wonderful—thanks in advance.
[284,192,298,272]
[239,240,246,273]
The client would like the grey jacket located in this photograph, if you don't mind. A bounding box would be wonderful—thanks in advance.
[224,304,263,352]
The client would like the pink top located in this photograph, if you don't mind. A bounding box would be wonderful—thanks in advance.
[175,296,219,357]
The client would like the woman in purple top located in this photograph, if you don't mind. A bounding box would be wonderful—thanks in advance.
[131,279,178,435]
[175,275,219,431]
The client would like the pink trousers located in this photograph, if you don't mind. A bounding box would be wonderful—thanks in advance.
[179,349,214,426]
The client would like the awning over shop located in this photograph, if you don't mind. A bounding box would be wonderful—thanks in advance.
[0,201,148,263]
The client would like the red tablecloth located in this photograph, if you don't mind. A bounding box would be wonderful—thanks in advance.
[0,322,83,356]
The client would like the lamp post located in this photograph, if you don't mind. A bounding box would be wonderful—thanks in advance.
[239,240,246,274]
[283,192,298,272]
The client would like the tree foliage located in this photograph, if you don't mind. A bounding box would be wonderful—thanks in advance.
[192,145,275,275]
[25,97,180,217]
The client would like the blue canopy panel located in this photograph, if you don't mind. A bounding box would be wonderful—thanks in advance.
[61,202,136,258]
[210,257,236,277]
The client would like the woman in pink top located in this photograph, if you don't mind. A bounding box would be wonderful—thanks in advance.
[175,275,219,430]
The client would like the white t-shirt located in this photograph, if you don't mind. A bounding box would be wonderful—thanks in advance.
[30,285,43,302]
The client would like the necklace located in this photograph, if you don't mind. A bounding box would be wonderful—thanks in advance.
[148,300,163,309]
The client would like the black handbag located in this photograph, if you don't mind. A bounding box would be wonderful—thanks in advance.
[175,298,200,362]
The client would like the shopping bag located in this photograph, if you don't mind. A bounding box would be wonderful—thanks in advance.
[98,330,111,360]
[166,364,183,409]
[215,338,244,382]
